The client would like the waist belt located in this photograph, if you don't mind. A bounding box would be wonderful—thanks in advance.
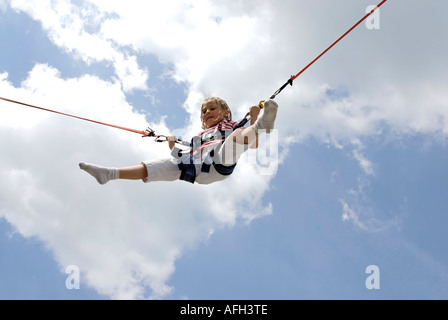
[177,155,237,184]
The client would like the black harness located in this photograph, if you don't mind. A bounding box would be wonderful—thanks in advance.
[175,126,237,184]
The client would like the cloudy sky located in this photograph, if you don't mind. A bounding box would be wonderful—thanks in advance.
[0,0,447,300]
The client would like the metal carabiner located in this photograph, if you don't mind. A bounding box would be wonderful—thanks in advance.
[144,127,156,138]
[154,135,169,143]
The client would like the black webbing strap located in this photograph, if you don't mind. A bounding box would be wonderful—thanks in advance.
[270,77,294,100]
[234,77,293,130]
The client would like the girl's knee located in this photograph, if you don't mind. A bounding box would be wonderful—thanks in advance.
[231,128,257,145]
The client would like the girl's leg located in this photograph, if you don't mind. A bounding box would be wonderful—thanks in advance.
[119,165,148,180]
[253,100,278,133]
[232,99,279,146]
[233,127,258,146]
[220,100,279,166]
[220,129,253,166]
[79,163,148,185]
[239,126,258,146]
[80,159,180,185]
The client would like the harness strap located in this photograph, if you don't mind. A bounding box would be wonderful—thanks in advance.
[178,156,196,184]
[178,125,238,183]
[201,150,237,176]
[213,163,237,176]
[270,78,294,100]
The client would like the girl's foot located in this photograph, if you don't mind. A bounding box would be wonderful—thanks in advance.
[79,162,119,185]
[254,100,278,133]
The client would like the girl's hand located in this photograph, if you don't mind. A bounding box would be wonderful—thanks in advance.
[168,136,177,150]
[249,105,261,124]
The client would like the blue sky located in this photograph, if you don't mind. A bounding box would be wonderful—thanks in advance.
[0,0,447,300]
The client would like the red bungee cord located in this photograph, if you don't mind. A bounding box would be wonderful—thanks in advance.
[0,96,150,136]
[269,0,388,100]
[0,96,189,145]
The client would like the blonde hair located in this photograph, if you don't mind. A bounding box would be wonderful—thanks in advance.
[201,97,232,129]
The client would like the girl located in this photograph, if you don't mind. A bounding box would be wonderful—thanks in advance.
[79,97,278,185]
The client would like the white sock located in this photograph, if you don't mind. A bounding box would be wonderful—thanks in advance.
[79,162,119,185]
[254,100,278,133]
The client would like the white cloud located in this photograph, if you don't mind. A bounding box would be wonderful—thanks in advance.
[0,0,9,11]
[340,199,400,233]
[351,138,375,176]
[9,0,148,93]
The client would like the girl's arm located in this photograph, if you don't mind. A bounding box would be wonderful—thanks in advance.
[249,105,261,148]
[249,105,261,125]
[168,136,177,150]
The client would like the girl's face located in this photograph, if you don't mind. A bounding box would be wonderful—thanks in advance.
[202,100,228,128]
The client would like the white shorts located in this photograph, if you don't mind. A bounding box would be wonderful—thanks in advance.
[142,158,230,185]
[142,129,251,185]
